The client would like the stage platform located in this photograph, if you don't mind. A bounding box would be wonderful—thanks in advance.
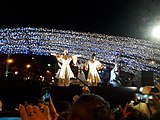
[0,85,139,111]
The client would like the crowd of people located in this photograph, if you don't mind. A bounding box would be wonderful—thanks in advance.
[0,27,159,79]
[17,84,160,120]
[0,84,160,120]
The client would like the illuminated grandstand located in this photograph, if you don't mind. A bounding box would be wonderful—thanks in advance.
[0,27,160,78]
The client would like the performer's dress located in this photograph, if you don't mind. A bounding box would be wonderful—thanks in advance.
[56,56,75,86]
[85,60,101,86]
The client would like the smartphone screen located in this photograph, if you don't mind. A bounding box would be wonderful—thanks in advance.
[134,93,153,102]
[41,87,51,104]
[0,117,21,120]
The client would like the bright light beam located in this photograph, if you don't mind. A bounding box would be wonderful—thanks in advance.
[152,25,160,39]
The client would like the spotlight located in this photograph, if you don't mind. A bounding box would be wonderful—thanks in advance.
[152,25,160,39]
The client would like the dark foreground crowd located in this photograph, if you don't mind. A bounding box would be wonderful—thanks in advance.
[1,84,160,120]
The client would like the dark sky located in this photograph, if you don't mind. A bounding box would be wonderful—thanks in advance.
[1,0,160,40]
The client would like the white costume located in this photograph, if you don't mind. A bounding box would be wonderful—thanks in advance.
[85,60,102,86]
[110,63,120,87]
[56,55,75,86]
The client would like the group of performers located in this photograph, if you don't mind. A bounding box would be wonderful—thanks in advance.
[53,49,120,87]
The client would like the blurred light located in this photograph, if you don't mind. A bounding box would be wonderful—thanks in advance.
[42,77,44,81]
[137,96,140,100]
[151,61,155,64]
[139,87,143,92]
[52,80,55,83]
[26,64,31,68]
[47,70,50,73]
[143,94,148,98]
[152,25,160,39]
[47,64,51,67]
[148,95,153,99]
[15,71,18,75]
[127,87,138,90]
[7,59,13,64]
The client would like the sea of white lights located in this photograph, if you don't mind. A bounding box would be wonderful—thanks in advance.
[0,27,160,77]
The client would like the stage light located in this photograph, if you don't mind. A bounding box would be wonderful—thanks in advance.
[152,25,160,39]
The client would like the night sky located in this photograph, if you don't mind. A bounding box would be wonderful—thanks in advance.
[1,0,160,40]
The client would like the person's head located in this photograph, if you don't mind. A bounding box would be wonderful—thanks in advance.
[55,101,72,120]
[91,53,96,60]
[56,53,60,58]
[64,49,68,55]
[69,93,111,120]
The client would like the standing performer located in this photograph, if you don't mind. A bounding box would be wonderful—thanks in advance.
[84,53,103,86]
[55,49,75,86]
[109,62,122,87]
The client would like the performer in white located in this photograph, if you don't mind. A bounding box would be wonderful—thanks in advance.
[109,62,120,87]
[84,53,103,86]
[110,63,118,81]
[55,49,75,86]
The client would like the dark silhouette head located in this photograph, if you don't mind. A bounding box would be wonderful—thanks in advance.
[69,93,111,120]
